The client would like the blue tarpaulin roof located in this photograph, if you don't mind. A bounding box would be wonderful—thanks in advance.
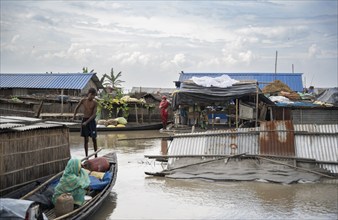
[0,73,103,90]
[178,72,303,92]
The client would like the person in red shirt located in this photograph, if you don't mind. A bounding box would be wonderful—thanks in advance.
[159,96,170,129]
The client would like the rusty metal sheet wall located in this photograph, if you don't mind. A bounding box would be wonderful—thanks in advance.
[167,123,337,174]
[259,120,295,156]
[168,128,259,156]
[294,124,338,173]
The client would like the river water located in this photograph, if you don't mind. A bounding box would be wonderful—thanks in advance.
[69,130,337,220]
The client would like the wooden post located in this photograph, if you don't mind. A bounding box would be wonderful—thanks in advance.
[235,99,238,129]
[269,107,273,120]
[61,89,64,115]
[35,100,44,118]
[135,103,138,124]
[148,107,151,123]
[274,50,278,80]
[212,112,214,129]
[141,104,144,123]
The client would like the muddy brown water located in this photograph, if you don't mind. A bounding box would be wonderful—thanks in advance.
[69,131,338,219]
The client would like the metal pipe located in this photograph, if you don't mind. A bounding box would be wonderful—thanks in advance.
[255,83,259,127]
[236,99,238,129]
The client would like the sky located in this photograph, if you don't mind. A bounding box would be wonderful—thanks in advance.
[1,1,337,90]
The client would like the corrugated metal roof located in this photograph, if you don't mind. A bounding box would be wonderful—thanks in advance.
[178,72,303,91]
[0,123,24,129]
[0,116,42,124]
[11,123,64,131]
[0,73,101,90]
[0,116,65,131]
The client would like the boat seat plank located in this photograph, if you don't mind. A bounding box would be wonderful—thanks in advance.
[44,208,56,219]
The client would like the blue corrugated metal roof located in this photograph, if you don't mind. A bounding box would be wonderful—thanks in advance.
[178,73,303,91]
[0,73,99,90]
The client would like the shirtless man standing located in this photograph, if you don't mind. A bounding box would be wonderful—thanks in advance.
[73,88,98,157]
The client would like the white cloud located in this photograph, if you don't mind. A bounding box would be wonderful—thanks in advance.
[308,44,322,58]
[171,53,187,68]
[0,1,337,88]
[11,35,20,44]
[118,51,151,66]
[238,50,255,64]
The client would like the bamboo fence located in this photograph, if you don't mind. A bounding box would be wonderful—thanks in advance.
[0,126,70,196]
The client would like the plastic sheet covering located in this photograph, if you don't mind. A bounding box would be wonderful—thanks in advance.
[316,87,338,106]
[165,158,321,184]
[191,74,238,88]
[172,81,273,109]
[269,95,293,104]
[276,102,318,107]
[0,198,47,219]
[89,172,112,190]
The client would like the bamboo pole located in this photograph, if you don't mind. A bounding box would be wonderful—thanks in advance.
[275,50,278,77]
[235,99,238,129]
[61,89,64,115]
[118,136,172,141]
[145,154,244,159]
[80,148,102,162]
[141,104,144,123]
[135,104,138,124]
[20,172,63,200]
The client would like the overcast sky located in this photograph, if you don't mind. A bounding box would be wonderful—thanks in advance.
[1,1,337,89]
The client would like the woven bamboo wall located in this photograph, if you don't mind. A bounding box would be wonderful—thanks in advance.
[0,127,70,196]
[0,101,36,117]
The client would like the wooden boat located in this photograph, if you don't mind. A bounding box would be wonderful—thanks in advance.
[3,151,118,220]
[68,122,163,132]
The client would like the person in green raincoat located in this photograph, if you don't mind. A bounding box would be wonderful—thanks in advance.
[52,159,90,206]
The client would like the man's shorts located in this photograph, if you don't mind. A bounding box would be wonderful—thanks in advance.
[80,118,97,138]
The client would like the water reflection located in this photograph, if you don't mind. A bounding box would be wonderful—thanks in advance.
[161,138,168,155]
[69,131,338,220]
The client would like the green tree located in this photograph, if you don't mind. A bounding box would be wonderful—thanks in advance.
[82,67,94,73]
[102,68,125,90]
[100,75,105,84]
